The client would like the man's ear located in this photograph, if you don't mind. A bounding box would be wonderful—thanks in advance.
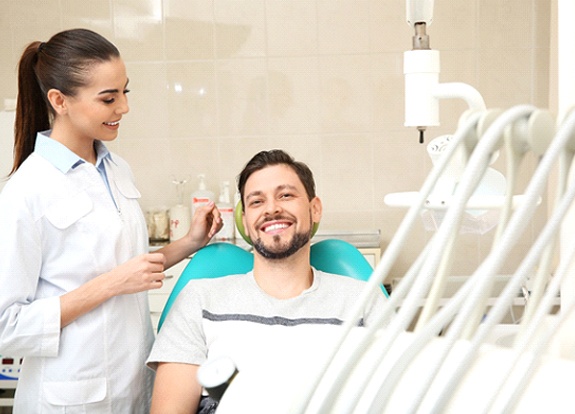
[46,89,68,116]
[311,196,322,223]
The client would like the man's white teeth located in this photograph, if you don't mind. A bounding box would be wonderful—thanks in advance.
[104,121,119,126]
[264,223,288,233]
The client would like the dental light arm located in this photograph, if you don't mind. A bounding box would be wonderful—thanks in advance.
[406,0,434,29]
[404,0,486,143]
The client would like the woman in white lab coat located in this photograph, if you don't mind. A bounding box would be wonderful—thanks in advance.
[0,28,221,413]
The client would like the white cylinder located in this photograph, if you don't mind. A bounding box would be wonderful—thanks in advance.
[169,204,191,241]
[404,49,440,128]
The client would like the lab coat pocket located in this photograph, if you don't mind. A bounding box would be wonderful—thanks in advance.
[43,377,107,406]
[45,192,93,229]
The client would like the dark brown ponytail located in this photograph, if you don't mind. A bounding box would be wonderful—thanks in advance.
[10,29,120,175]
[12,42,50,176]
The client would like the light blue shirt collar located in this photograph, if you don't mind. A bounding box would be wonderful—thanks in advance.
[34,130,115,174]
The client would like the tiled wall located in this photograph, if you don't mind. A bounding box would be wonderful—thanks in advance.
[0,0,551,281]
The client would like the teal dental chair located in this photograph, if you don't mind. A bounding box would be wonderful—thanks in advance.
[157,238,389,331]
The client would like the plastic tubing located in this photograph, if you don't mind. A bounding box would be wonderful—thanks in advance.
[414,230,457,330]
[458,123,525,339]
[292,112,483,414]
[434,82,487,113]
[493,124,523,245]
[520,149,572,325]
[359,105,537,414]
[488,237,575,413]
[419,109,575,414]
[479,111,575,413]
[336,111,487,412]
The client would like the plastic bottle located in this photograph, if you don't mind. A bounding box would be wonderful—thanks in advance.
[215,181,235,243]
[191,174,215,218]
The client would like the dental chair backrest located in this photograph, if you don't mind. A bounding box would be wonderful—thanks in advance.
[157,239,388,331]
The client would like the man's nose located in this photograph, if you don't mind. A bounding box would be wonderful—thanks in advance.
[264,199,281,216]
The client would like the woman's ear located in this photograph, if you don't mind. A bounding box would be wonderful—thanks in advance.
[46,89,67,115]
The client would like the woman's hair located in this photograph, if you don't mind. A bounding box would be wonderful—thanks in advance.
[11,28,120,175]
[237,149,316,211]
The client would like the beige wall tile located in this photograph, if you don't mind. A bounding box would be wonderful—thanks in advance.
[318,55,372,134]
[6,1,62,49]
[166,61,217,138]
[320,134,374,212]
[266,57,321,135]
[165,19,215,60]
[215,58,269,136]
[60,0,114,39]
[369,0,411,53]
[266,0,318,56]
[214,0,266,58]
[371,53,407,131]
[431,1,478,51]
[478,48,533,107]
[164,0,215,60]
[317,0,371,55]
[112,0,164,61]
[122,62,169,141]
[478,0,533,50]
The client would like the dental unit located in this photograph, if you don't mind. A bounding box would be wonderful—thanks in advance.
[198,1,575,412]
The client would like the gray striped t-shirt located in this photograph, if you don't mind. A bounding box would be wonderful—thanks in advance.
[146,268,387,372]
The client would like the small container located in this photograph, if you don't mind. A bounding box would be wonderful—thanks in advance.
[147,207,169,242]
[169,204,190,241]
[169,177,190,241]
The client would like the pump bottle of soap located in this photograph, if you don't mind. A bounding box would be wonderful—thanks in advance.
[191,174,215,218]
[215,181,235,243]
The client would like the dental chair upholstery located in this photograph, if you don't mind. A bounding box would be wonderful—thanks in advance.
[157,239,388,331]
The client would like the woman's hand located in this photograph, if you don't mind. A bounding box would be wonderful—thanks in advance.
[155,201,223,271]
[60,253,166,328]
[105,253,167,295]
[188,201,223,248]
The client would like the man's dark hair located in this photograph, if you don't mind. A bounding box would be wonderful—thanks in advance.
[237,149,316,210]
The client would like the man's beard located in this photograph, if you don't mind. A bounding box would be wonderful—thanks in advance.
[253,231,311,260]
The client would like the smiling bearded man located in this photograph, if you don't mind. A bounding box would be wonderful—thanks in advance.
[146,149,388,414]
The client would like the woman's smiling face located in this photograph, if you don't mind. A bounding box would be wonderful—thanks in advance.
[59,57,130,144]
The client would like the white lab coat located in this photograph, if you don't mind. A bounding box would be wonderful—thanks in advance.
[0,134,155,413]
